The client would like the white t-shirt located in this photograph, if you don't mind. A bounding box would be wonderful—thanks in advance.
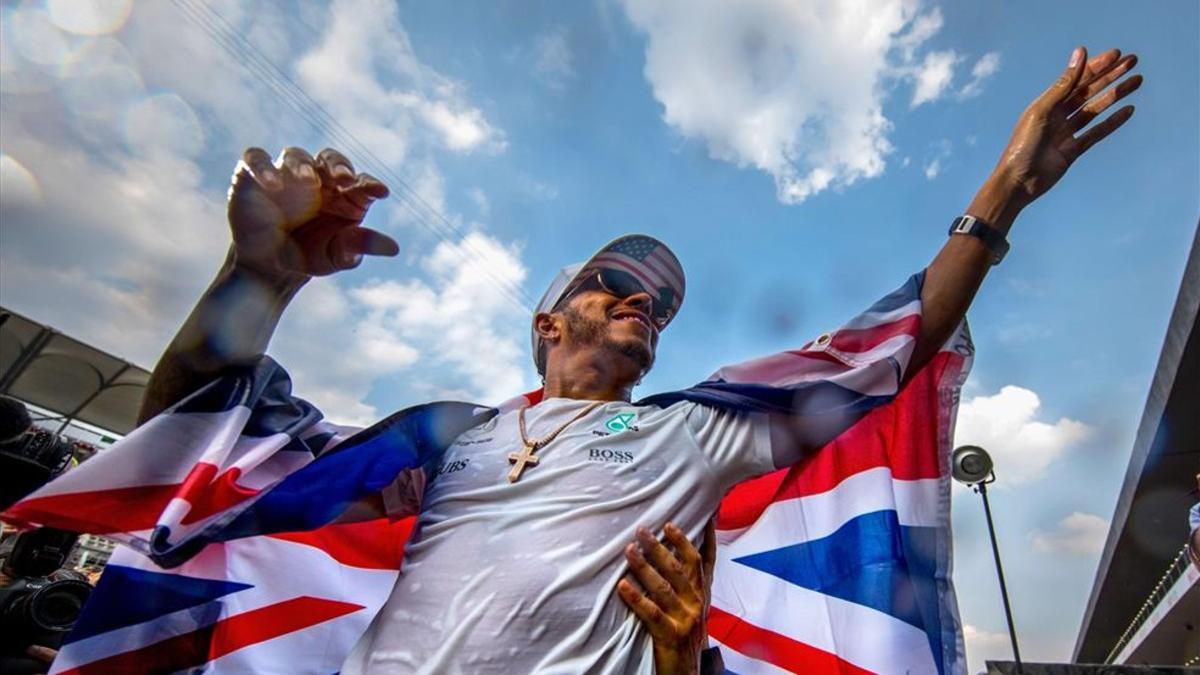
[341,397,773,675]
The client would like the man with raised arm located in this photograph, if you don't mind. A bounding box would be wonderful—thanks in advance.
[36,47,1140,674]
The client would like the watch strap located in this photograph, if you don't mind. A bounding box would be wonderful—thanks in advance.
[949,215,1009,264]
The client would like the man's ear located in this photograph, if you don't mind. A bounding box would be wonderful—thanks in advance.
[534,312,561,342]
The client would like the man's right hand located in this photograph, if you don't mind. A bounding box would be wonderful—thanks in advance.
[228,147,398,288]
[138,147,398,423]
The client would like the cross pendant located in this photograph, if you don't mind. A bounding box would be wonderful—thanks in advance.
[507,442,540,483]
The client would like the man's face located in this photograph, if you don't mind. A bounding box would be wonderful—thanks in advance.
[556,287,659,376]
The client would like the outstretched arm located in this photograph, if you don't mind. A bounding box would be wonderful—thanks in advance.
[908,46,1141,378]
[138,147,397,423]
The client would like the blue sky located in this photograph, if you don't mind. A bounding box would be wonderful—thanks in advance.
[1,0,1196,671]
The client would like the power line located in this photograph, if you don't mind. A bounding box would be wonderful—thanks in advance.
[170,0,536,313]
[173,0,535,311]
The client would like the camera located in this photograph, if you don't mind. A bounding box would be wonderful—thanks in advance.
[0,528,92,656]
[0,396,94,668]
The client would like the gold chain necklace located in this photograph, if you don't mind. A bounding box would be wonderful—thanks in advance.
[508,400,606,483]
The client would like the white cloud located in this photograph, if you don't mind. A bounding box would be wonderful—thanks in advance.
[117,1,301,145]
[911,50,961,107]
[924,157,942,180]
[467,187,491,217]
[0,1,522,428]
[617,0,999,203]
[534,27,575,90]
[923,139,951,180]
[1031,511,1109,555]
[296,0,506,159]
[959,51,1002,99]
[954,385,1092,485]
[350,232,532,405]
[619,0,944,205]
[963,623,1013,675]
[896,8,943,58]
[0,110,229,365]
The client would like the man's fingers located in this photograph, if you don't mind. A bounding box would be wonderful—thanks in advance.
[625,542,683,613]
[1070,105,1134,159]
[351,173,390,200]
[241,147,281,191]
[1066,53,1136,113]
[637,527,692,597]
[1067,74,1143,133]
[617,578,672,636]
[1077,49,1121,89]
[1037,46,1087,109]
[663,523,703,590]
[278,146,320,187]
[316,148,357,188]
[329,227,400,270]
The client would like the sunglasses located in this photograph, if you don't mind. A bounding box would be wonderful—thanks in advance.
[556,269,673,328]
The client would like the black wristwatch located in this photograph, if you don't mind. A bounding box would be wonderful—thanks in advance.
[949,215,1009,265]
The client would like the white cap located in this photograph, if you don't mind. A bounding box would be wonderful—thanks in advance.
[531,234,685,374]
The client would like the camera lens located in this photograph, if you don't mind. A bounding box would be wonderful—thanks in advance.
[7,579,92,633]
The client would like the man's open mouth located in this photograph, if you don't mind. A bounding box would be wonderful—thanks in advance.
[610,310,652,331]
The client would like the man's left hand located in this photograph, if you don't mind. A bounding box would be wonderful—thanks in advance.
[618,520,716,675]
[991,46,1141,209]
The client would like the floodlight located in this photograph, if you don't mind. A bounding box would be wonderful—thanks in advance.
[952,444,993,485]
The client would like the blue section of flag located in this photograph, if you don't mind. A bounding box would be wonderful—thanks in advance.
[642,377,894,417]
[66,564,250,643]
[866,270,925,315]
[733,510,946,674]
[210,403,492,542]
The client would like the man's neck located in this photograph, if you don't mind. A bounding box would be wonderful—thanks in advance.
[542,350,637,402]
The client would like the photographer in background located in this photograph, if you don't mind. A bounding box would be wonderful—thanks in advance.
[0,396,92,674]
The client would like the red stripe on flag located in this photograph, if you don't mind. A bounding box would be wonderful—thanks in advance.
[708,605,872,674]
[6,484,180,534]
[828,314,921,355]
[270,516,414,570]
[178,465,258,525]
[58,596,363,675]
[4,462,259,534]
[718,350,961,531]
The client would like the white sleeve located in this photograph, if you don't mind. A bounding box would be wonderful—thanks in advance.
[685,403,775,489]
[379,468,427,520]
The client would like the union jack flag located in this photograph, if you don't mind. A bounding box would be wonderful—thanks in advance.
[4,271,969,674]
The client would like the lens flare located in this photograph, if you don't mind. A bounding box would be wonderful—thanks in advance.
[7,7,71,66]
[59,37,146,124]
[0,154,44,209]
[124,93,206,158]
[47,0,134,36]
[0,8,55,94]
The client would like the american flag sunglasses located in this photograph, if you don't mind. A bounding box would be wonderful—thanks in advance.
[555,269,673,328]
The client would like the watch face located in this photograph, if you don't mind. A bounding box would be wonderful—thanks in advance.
[949,216,1007,264]
[950,216,977,234]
